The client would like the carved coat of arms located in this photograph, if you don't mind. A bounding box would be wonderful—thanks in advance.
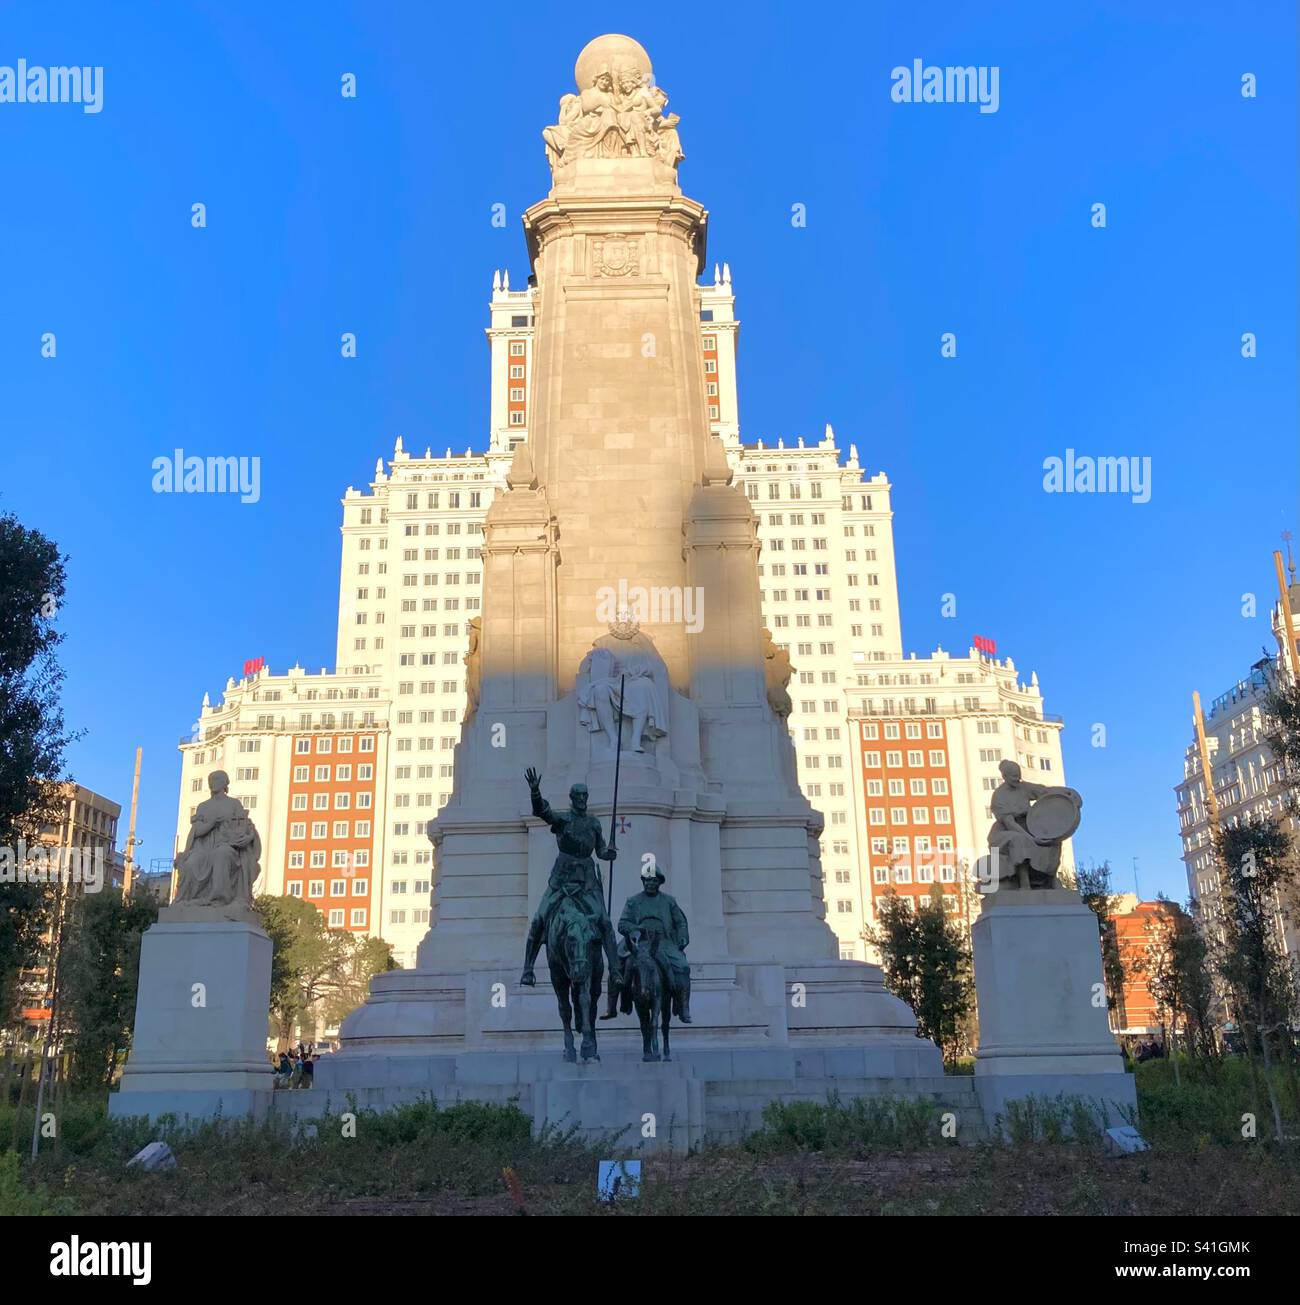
[593,234,639,277]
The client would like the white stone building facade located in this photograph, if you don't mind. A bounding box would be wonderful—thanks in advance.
[1175,586,1300,965]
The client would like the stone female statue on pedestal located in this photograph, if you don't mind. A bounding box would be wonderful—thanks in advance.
[983,759,1082,890]
[172,770,261,917]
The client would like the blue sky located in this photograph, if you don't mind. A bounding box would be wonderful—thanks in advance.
[0,2,1294,903]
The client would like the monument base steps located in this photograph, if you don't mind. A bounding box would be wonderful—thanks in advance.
[262,1045,988,1152]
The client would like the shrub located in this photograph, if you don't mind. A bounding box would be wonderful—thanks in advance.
[745,1093,949,1155]
[0,1150,70,1215]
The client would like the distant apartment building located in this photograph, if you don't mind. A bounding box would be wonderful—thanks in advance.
[1107,894,1183,1039]
[841,647,1068,960]
[177,265,1068,967]
[18,783,123,1030]
[37,783,122,880]
[176,668,391,939]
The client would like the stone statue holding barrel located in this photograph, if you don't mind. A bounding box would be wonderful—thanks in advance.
[980,759,1082,891]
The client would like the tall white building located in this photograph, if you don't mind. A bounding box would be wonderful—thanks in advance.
[1175,576,1300,964]
[843,647,1068,959]
[177,265,1068,966]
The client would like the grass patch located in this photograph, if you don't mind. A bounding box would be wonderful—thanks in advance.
[4,1097,602,1216]
[744,1093,952,1156]
[1134,1057,1300,1149]
[998,1094,1113,1145]
[2,1069,1299,1215]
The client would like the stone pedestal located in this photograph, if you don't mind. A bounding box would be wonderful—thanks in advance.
[109,918,273,1122]
[534,1061,705,1153]
[972,889,1136,1129]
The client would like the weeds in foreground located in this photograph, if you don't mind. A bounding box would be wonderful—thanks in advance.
[744,1093,953,1156]
[3,1073,1299,1215]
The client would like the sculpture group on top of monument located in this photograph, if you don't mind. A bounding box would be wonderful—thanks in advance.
[172,770,261,918]
[980,759,1083,891]
[519,768,691,1063]
[543,35,684,175]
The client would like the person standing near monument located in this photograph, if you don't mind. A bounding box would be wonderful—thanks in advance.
[519,768,622,1016]
[617,864,692,1023]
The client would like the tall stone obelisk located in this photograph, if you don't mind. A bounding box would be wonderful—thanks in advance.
[338,37,936,1072]
[418,33,824,967]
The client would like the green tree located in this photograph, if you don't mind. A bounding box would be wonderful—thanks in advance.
[58,888,159,1089]
[0,513,74,1027]
[1142,896,1216,1084]
[256,896,344,1044]
[866,891,973,1066]
[323,934,397,1030]
[1076,860,1126,1021]
[1145,897,1220,1075]
[1212,816,1300,1138]
[255,896,395,1044]
[1264,676,1300,818]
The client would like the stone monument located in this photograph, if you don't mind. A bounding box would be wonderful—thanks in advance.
[970,770,1136,1130]
[110,770,273,1121]
[318,35,944,1151]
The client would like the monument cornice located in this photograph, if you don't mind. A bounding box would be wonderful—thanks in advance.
[523,192,708,275]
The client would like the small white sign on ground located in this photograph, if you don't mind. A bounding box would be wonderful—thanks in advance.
[598,1160,642,1202]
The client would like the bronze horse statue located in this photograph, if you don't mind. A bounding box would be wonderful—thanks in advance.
[547,890,605,1063]
[620,926,672,1062]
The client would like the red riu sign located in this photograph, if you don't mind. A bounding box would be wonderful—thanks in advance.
[973,635,997,656]
[243,657,266,677]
